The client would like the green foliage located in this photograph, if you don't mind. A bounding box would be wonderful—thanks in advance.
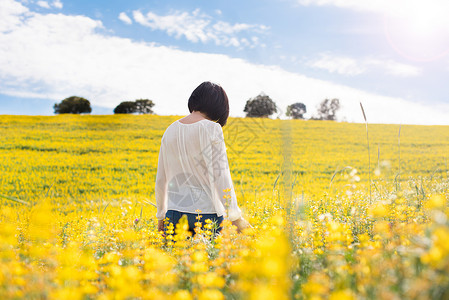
[114,99,155,114]
[54,96,92,114]
[286,102,307,119]
[135,99,155,114]
[312,98,340,121]
[243,93,277,118]
[114,101,137,114]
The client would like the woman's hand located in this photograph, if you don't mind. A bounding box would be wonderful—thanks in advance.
[158,219,165,232]
[232,217,252,233]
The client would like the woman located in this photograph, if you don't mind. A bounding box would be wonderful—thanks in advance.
[155,81,250,234]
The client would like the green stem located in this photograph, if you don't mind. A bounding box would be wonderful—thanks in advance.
[0,194,31,206]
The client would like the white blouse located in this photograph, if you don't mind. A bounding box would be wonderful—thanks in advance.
[155,119,242,221]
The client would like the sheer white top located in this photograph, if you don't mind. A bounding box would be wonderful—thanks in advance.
[155,119,242,221]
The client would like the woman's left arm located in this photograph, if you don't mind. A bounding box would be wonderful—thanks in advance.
[211,124,243,221]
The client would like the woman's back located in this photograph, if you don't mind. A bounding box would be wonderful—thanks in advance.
[163,119,218,213]
[155,118,241,221]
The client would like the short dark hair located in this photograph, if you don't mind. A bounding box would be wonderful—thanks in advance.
[188,81,229,127]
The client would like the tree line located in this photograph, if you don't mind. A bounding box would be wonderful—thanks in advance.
[54,97,155,115]
[243,93,340,120]
[53,94,340,121]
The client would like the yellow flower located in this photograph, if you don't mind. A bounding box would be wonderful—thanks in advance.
[250,285,286,300]
[197,273,225,288]
[172,290,192,300]
[368,202,389,218]
[330,290,355,300]
[198,289,224,300]
[426,195,446,210]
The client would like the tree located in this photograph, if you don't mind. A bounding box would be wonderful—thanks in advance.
[135,99,155,114]
[113,99,155,114]
[243,93,277,118]
[286,102,307,119]
[54,96,92,114]
[113,101,137,114]
[312,98,340,121]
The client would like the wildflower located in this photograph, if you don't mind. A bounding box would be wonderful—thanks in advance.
[330,289,355,300]
[426,195,446,210]
[198,289,224,300]
[368,202,389,218]
[173,290,193,300]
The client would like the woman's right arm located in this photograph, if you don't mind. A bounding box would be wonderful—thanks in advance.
[155,139,167,228]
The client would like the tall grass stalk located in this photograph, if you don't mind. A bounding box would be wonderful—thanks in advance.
[239,175,246,201]
[360,102,372,203]
[430,165,442,182]
[143,200,157,208]
[44,182,55,198]
[329,166,353,194]
[273,173,281,206]
[377,144,380,171]
[0,194,30,206]
[397,125,402,191]
[291,172,298,197]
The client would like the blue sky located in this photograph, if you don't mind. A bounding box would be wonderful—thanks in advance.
[1,0,449,124]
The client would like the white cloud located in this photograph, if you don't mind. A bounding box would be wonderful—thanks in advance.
[52,0,63,9]
[0,0,30,32]
[132,8,268,48]
[307,54,421,77]
[365,59,421,77]
[35,0,62,9]
[0,0,448,125]
[36,1,50,9]
[307,54,365,76]
[118,12,132,25]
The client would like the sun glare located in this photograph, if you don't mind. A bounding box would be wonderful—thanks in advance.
[383,0,449,61]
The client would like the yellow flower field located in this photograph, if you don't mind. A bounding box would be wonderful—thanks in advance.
[0,115,448,299]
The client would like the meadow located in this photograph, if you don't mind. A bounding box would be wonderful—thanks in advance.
[0,114,448,299]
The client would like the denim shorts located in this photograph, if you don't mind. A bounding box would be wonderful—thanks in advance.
[165,210,223,235]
